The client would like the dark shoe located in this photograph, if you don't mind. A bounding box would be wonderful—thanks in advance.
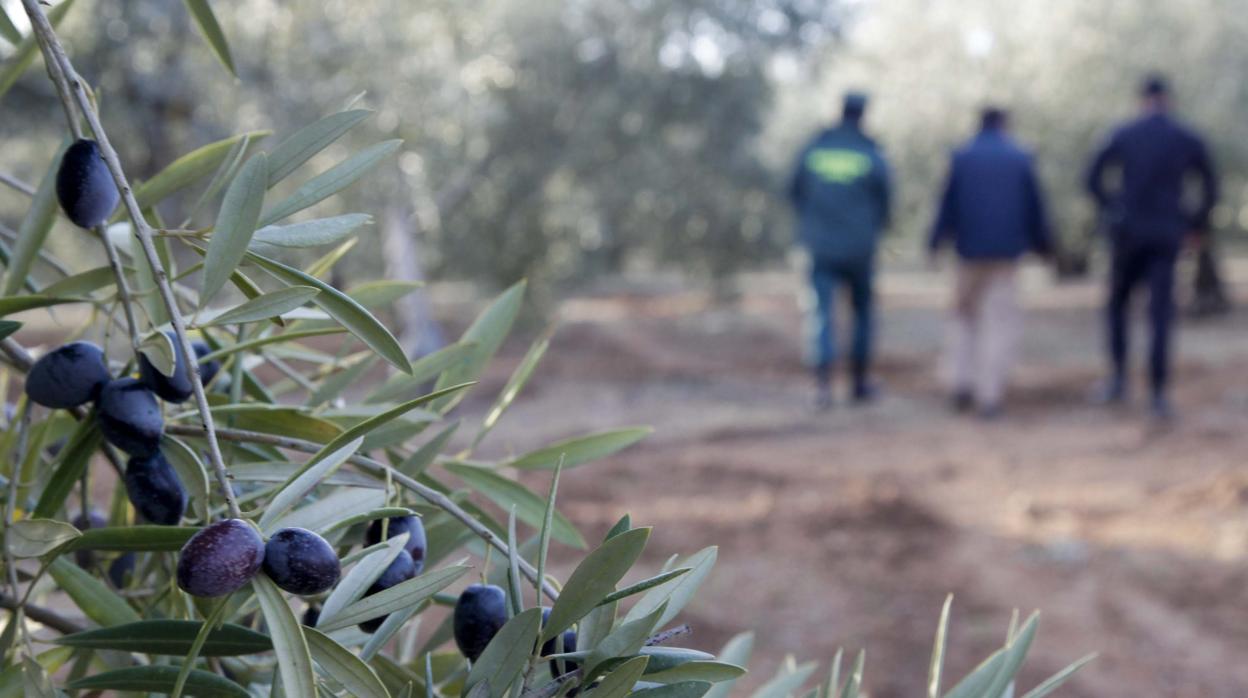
[951,390,974,413]
[1089,377,1127,406]
[979,403,1005,421]
[850,380,880,406]
[1150,395,1176,422]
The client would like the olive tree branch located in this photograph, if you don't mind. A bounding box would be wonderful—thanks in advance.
[20,0,240,520]
[0,592,84,635]
[165,423,561,603]
[0,171,36,197]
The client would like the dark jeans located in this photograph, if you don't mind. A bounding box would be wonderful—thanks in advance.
[1107,241,1179,395]
[805,256,874,381]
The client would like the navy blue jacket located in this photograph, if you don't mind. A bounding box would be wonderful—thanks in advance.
[930,129,1051,260]
[1086,111,1218,246]
[789,123,891,263]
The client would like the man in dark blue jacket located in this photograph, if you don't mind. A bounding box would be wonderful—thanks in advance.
[930,108,1051,418]
[789,92,892,408]
[1086,75,1218,420]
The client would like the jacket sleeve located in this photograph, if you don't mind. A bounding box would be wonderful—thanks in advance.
[1189,135,1219,231]
[1024,160,1053,255]
[873,151,893,230]
[929,159,957,251]
[1085,131,1120,210]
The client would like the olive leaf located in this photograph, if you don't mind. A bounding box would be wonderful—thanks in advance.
[202,152,268,306]
[8,518,80,558]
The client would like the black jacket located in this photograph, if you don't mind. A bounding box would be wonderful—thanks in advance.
[1086,111,1218,246]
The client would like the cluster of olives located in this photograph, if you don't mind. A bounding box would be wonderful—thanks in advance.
[175,520,341,598]
[451,585,579,675]
[357,515,427,632]
[25,334,221,528]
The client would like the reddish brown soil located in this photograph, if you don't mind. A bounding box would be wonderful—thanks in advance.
[460,266,1248,697]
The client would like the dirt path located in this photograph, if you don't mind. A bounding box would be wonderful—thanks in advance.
[462,265,1248,697]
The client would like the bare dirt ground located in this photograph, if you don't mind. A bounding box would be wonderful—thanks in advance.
[457,263,1248,698]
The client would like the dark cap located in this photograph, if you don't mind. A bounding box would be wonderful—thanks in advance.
[1141,73,1169,97]
[842,91,868,120]
[981,106,1008,130]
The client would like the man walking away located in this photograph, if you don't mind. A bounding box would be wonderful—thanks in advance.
[789,92,892,409]
[930,108,1051,419]
[1085,74,1218,421]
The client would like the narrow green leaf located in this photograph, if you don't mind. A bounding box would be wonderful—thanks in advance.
[201,404,342,443]
[604,514,631,541]
[202,152,267,305]
[535,460,562,602]
[750,661,818,698]
[253,574,317,698]
[928,594,954,698]
[197,327,346,362]
[445,463,585,549]
[464,607,542,698]
[505,507,524,616]
[583,602,667,680]
[133,131,270,210]
[260,140,402,226]
[48,557,141,626]
[348,279,423,308]
[475,332,549,448]
[317,534,408,628]
[57,620,271,656]
[271,486,384,533]
[399,421,458,478]
[306,354,376,407]
[316,565,468,632]
[943,648,1006,698]
[588,656,651,698]
[246,250,411,373]
[644,662,747,685]
[259,436,363,531]
[8,518,80,557]
[139,330,177,377]
[1019,653,1097,698]
[305,626,391,698]
[184,0,236,75]
[509,427,651,471]
[0,647,72,698]
[251,213,372,251]
[542,527,650,643]
[600,568,690,607]
[68,665,248,697]
[33,418,101,519]
[40,266,116,297]
[162,436,212,522]
[0,7,20,44]
[4,145,62,296]
[980,612,1040,698]
[633,681,714,698]
[203,286,319,326]
[703,633,754,698]
[433,280,524,412]
[320,507,416,534]
[266,109,373,185]
[0,295,86,317]
[65,525,198,552]
[624,546,717,629]
[0,0,74,101]
[365,342,477,404]
[0,320,20,341]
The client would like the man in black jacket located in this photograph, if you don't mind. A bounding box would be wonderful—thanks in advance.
[931,108,1051,419]
[1086,75,1218,420]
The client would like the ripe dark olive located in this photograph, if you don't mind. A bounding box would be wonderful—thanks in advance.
[139,332,193,403]
[176,519,265,598]
[192,341,221,386]
[108,552,136,588]
[302,605,320,628]
[96,378,163,457]
[358,550,417,633]
[71,510,106,569]
[262,527,341,596]
[56,139,119,229]
[540,607,579,677]
[453,584,508,662]
[25,342,110,409]
[124,452,187,526]
[364,516,426,572]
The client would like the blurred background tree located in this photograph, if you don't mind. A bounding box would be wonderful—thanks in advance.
[3,0,1247,311]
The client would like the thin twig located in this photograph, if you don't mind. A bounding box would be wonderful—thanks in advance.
[165,423,561,602]
[21,0,239,519]
[0,171,36,197]
[0,592,84,635]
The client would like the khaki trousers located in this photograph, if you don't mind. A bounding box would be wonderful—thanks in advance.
[946,260,1020,407]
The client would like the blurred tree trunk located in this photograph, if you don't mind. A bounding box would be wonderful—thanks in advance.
[382,205,443,358]
[1190,239,1232,317]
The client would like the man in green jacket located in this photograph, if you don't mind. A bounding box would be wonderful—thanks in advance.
[789,92,892,409]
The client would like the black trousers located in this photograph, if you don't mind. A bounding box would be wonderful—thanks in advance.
[1107,241,1179,395]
